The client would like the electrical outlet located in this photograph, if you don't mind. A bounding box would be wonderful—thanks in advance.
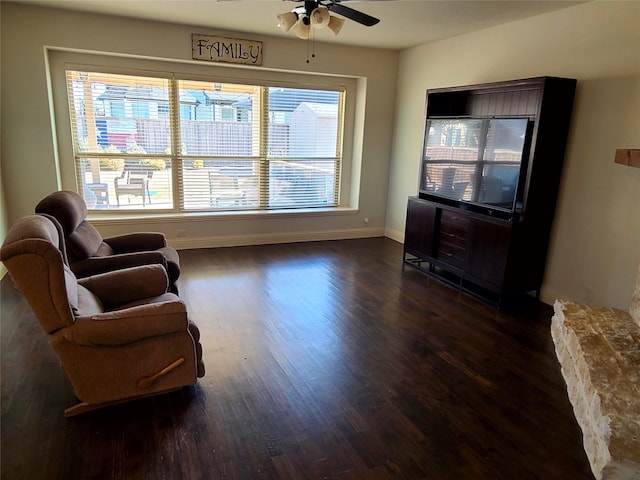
[363,217,370,225]
[176,229,187,238]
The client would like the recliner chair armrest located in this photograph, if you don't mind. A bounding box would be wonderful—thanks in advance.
[67,300,189,346]
[78,264,169,307]
[71,251,168,278]
[103,232,167,253]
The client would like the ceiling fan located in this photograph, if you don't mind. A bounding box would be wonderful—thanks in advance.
[277,0,381,39]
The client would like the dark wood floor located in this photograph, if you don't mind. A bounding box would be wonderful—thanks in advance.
[1,237,593,480]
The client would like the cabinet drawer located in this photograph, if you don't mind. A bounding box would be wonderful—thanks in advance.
[440,209,469,249]
[437,241,466,268]
[440,210,469,239]
[437,209,469,268]
[439,228,467,249]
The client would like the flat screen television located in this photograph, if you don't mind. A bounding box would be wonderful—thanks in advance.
[419,117,533,220]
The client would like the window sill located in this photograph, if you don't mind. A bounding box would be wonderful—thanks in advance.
[88,206,359,226]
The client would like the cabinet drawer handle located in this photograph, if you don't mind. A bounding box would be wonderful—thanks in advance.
[444,232,456,238]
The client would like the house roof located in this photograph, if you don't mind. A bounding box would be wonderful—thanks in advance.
[294,103,339,118]
[97,86,198,105]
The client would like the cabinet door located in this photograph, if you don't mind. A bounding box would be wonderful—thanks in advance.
[465,218,511,290]
[404,198,436,258]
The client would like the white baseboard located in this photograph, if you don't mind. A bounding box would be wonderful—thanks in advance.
[168,226,386,250]
[384,227,404,244]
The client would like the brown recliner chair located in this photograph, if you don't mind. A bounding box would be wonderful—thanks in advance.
[0,214,205,416]
[35,190,180,293]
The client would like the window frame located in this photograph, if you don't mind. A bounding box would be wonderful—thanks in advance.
[48,49,358,218]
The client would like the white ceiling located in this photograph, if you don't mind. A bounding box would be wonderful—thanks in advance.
[15,0,584,50]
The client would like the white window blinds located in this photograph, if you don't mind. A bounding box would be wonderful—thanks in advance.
[265,87,342,209]
[65,70,344,212]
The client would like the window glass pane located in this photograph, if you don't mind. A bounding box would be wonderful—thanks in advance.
[266,87,341,207]
[267,87,340,159]
[67,71,174,210]
[67,70,344,212]
[181,159,259,210]
[177,81,259,157]
[77,157,173,210]
[66,71,171,155]
[268,159,338,208]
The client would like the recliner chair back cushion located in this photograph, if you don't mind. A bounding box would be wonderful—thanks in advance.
[35,190,86,233]
[35,190,114,262]
[67,221,113,262]
[1,216,78,333]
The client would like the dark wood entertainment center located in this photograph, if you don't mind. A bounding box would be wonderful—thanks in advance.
[403,76,577,305]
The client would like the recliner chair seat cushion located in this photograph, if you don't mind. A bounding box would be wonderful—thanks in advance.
[95,241,115,258]
[76,284,105,318]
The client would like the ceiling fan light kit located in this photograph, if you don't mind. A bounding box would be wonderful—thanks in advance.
[277,11,298,33]
[310,6,330,29]
[293,17,311,39]
[326,16,345,36]
[277,0,379,39]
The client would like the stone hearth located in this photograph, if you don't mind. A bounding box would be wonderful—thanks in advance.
[551,270,640,480]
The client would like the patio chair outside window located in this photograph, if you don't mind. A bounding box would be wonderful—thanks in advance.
[114,162,153,206]
[208,171,245,207]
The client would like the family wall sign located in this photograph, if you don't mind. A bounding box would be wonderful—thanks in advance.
[192,34,263,66]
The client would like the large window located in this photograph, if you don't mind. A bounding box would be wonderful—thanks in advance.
[66,71,344,211]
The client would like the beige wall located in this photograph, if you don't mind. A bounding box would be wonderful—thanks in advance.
[386,1,640,309]
[0,2,397,246]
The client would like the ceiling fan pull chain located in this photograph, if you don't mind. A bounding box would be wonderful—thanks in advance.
[312,30,317,60]
[306,28,316,63]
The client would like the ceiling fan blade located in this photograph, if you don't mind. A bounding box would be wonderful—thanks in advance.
[326,2,380,26]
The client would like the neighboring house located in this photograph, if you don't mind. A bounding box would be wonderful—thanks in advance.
[88,84,340,159]
[92,85,273,153]
[93,85,199,152]
[290,102,339,157]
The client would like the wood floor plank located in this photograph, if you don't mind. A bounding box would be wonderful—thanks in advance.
[1,238,593,479]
